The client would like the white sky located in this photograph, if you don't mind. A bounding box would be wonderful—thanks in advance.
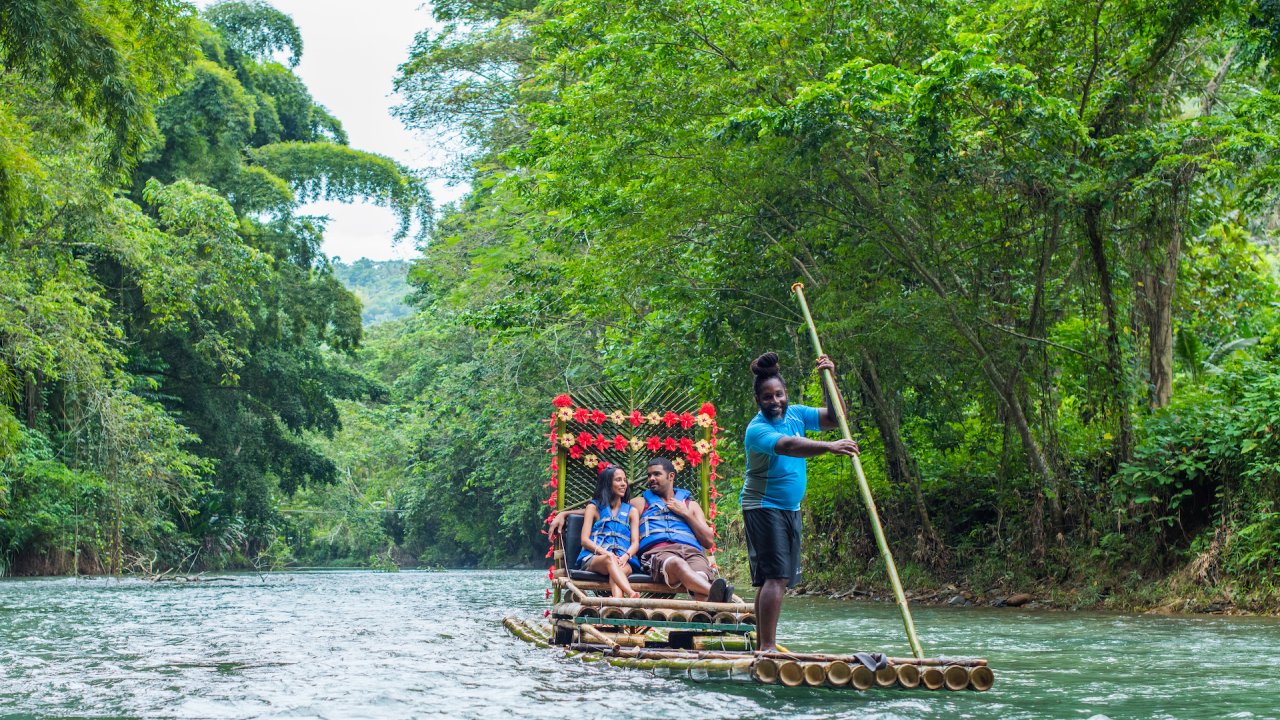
[194,0,468,262]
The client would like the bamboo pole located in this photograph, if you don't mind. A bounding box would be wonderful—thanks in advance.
[874,665,898,688]
[753,658,779,684]
[554,416,568,605]
[791,282,925,659]
[921,666,944,690]
[896,663,921,689]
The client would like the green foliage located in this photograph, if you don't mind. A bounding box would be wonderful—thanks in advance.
[204,0,303,68]
[250,142,431,244]
[332,260,414,326]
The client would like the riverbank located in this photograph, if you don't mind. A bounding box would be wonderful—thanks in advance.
[794,565,1280,617]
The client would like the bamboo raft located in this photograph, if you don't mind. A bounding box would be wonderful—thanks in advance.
[512,296,996,690]
[502,614,993,690]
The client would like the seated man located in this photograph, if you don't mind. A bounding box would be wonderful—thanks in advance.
[549,457,732,603]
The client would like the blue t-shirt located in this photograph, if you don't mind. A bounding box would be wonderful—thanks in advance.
[741,404,822,511]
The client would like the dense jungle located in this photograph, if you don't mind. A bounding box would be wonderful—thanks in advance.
[3,0,1280,614]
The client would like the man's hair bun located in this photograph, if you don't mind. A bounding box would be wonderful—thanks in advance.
[751,352,781,378]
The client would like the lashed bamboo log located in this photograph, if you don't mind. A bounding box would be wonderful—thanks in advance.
[691,635,752,652]
[502,618,550,648]
[712,611,738,625]
[579,624,618,648]
[921,666,944,690]
[613,634,646,648]
[896,663,921,689]
[802,662,826,687]
[777,661,804,687]
[575,596,752,613]
[850,664,874,691]
[689,610,713,624]
[753,658,779,684]
[826,661,852,687]
[600,606,626,619]
[559,642,985,668]
[550,602,582,618]
[624,607,649,621]
[875,665,898,687]
[943,665,968,691]
[968,665,995,691]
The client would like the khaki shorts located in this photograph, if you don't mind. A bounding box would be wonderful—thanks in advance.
[642,544,714,588]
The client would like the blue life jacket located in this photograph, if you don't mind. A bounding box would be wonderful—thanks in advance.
[638,488,703,552]
[576,501,641,571]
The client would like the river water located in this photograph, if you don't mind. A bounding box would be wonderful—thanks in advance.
[2,570,1278,719]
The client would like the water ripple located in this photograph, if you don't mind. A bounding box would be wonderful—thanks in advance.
[2,572,1279,719]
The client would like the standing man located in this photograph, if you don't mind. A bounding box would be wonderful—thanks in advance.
[743,351,859,652]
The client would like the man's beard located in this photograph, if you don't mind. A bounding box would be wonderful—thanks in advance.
[760,403,786,420]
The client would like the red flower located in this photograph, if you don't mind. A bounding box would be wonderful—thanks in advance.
[545,547,553,558]
[546,495,556,506]
[569,445,584,460]
[699,402,716,418]
[573,408,590,423]
[709,506,717,520]
[590,409,607,425]
[646,436,662,452]
[545,588,551,599]
[662,411,679,427]
[710,486,720,498]
[544,609,551,617]
[708,452,721,467]
[679,412,695,429]
[553,394,574,408]
[663,437,678,452]
[549,457,558,470]
[629,410,644,426]
[598,461,611,470]
[595,433,611,451]
[686,450,702,466]
[549,478,558,489]
[547,568,554,580]
[613,434,629,451]
[679,437,694,454]
[576,431,594,447]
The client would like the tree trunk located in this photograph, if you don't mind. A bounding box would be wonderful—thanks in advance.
[854,349,947,567]
[1138,198,1183,409]
[1083,204,1134,463]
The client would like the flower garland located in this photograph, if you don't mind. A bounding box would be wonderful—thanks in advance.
[544,394,722,595]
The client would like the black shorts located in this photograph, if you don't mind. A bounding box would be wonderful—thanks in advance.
[743,507,801,587]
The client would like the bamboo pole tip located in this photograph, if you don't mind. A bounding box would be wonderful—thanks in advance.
[790,282,805,293]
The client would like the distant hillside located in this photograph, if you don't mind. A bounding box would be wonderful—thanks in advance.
[332,259,414,326]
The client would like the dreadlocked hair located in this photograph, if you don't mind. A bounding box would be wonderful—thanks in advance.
[751,351,785,398]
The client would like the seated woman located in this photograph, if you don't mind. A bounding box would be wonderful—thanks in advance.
[577,466,642,598]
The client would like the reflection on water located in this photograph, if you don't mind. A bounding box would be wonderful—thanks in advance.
[2,570,1278,719]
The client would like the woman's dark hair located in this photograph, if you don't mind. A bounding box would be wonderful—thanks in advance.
[751,351,785,397]
[593,465,630,510]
